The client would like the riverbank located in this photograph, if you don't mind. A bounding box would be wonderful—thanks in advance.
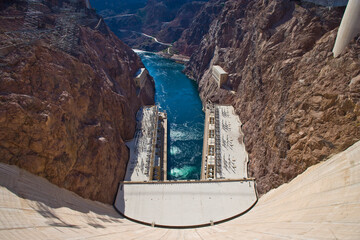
[133,48,190,64]
[157,51,190,64]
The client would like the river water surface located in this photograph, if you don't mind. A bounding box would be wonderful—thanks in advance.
[137,51,204,180]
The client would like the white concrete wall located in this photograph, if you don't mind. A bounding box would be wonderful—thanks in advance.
[333,0,360,57]
[114,180,257,227]
[212,65,228,87]
[0,140,360,238]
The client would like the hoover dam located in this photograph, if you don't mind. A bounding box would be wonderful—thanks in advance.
[1,0,360,238]
[1,44,359,238]
[112,53,257,227]
[0,140,359,238]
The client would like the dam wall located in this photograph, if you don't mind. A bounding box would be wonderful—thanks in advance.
[0,140,359,238]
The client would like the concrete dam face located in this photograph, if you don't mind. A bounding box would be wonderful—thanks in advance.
[1,140,359,239]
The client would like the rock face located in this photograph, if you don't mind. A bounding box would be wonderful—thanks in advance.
[173,0,226,56]
[185,0,360,195]
[0,0,154,204]
[102,0,208,51]
[156,1,205,44]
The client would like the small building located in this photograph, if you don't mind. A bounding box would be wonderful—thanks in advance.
[212,65,228,88]
[134,68,148,87]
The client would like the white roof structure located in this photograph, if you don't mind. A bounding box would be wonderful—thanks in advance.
[216,105,249,179]
[202,104,249,180]
[114,180,257,227]
[212,65,227,75]
[125,106,158,181]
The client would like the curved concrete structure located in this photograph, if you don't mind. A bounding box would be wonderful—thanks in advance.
[333,0,360,57]
[114,180,257,227]
[1,140,360,239]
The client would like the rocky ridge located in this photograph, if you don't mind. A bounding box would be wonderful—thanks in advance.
[185,0,360,195]
[0,0,154,204]
[102,0,208,51]
[173,0,226,56]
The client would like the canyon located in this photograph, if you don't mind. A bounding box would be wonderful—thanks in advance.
[94,0,209,51]
[0,0,359,237]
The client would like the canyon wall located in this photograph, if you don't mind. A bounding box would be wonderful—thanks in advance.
[101,0,208,51]
[185,0,360,195]
[173,0,226,56]
[0,0,154,204]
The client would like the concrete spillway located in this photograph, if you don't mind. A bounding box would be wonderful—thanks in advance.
[1,141,359,239]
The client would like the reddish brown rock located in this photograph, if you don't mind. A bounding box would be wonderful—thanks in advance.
[103,0,208,51]
[0,0,154,204]
[156,1,206,43]
[185,0,360,195]
[173,0,227,56]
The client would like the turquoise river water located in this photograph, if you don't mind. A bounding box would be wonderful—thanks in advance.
[137,51,204,180]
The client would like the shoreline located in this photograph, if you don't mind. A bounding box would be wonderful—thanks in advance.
[156,51,190,64]
[133,48,190,64]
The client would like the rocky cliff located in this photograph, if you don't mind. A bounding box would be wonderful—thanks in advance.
[0,0,154,204]
[173,0,226,56]
[102,0,208,51]
[185,0,360,195]
[156,1,205,44]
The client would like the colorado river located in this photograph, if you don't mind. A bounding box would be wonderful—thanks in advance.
[136,51,204,180]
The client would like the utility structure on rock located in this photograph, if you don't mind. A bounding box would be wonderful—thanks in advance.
[212,65,228,88]
[134,68,148,88]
